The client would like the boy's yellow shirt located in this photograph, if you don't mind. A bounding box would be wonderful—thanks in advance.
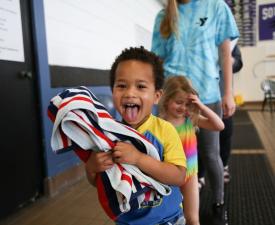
[137,114,186,168]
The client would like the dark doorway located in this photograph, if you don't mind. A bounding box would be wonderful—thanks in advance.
[0,0,43,219]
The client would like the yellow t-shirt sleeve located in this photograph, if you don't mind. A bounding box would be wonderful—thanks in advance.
[163,122,186,168]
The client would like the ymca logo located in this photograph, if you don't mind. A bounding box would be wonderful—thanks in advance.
[197,17,208,26]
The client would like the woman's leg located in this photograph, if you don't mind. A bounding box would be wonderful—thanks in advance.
[220,116,233,167]
[197,102,224,204]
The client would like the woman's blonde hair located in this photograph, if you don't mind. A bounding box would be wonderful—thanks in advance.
[159,76,200,125]
[160,0,179,38]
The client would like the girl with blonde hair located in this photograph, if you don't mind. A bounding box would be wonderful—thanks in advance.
[160,76,224,225]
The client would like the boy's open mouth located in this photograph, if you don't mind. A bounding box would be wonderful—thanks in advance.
[123,103,140,122]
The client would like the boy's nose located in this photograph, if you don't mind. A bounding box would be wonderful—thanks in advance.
[124,87,136,97]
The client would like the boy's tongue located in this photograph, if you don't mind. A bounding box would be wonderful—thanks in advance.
[124,106,138,122]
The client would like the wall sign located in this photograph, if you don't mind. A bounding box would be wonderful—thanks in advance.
[259,3,275,41]
[0,0,24,62]
[225,0,256,47]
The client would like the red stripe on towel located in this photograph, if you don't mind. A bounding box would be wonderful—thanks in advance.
[73,111,115,149]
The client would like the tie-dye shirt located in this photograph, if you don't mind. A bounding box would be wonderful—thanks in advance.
[175,117,198,181]
[151,0,239,104]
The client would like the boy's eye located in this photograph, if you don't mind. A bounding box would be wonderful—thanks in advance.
[115,83,126,88]
[137,84,146,89]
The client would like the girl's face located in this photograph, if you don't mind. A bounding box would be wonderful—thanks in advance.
[166,91,190,119]
[112,60,162,129]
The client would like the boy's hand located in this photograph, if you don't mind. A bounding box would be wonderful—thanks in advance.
[85,151,114,174]
[112,142,143,165]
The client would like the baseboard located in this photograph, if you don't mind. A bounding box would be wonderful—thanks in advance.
[44,163,85,197]
[238,101,262,110]
[243,101,262,105]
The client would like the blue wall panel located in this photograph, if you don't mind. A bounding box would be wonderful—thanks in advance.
[30,0,115,177]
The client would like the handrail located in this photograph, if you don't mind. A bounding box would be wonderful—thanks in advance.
[253,56,275,78]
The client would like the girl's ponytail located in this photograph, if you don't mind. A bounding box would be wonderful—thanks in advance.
[160,0,179,38]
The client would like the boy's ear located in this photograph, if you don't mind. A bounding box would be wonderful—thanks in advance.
[154,89,163,104]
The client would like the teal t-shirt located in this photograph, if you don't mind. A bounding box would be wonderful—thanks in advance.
[152,0,239,104]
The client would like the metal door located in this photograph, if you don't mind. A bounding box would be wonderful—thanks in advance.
[0,0,43,219]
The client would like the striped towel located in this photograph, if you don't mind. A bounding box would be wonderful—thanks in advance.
[48,86,171,220]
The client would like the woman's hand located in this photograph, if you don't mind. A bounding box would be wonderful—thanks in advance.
[222,94,236,118]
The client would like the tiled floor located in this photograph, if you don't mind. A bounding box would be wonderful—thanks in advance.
[0,179,112,225]
[1,106,275,225]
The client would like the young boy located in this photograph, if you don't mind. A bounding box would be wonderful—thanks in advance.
[85,47,187,225]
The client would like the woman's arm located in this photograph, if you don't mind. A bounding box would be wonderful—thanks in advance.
[219,39,236,118]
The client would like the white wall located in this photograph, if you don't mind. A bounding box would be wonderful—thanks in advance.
[43,0,275,102]
[43,0,162,70]
[234,0,275,102]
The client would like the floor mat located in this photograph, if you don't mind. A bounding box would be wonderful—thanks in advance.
[232,110,263,149]
[199,154,275,225]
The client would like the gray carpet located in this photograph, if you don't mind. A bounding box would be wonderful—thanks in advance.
[199,154,275,225]
[232,110,263,149]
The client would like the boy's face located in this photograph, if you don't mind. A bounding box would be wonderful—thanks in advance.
[112,60,162,129]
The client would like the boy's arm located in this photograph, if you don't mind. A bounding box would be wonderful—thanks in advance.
[85,151,114,186]
[85,168,97,186]
[135,153,186,186]
[113,142,185,186]
[219,39,236,118]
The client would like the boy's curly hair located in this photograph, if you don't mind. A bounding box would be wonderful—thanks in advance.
[110,46,164,90]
